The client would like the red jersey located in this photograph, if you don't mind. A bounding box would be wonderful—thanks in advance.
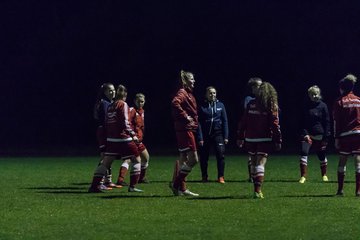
[129,107,145,142]
[105,100,135,142]
[237,99,282,143]
[171,88,198,132]
[333,92,360,138]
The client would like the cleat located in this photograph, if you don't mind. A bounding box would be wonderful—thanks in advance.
[104,182,122,188]
[116,181,129,186]
[299,176,306,184]
[128,187,143,192]
[88,187,104,193]
[253,191,264,199]
[322,175,329,182]
[336,190,344,196]
[218,177,225,184]
[180,189,199,197]
[99,184,112,190]
[138,178,150,184]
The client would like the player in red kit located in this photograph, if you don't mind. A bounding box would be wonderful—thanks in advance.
[170,70,200,196]
[117,93,150,184]
[333,74,360,197]
[88,85,143,193]
[237,81,282,199]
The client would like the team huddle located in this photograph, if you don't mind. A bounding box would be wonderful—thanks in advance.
[88,71,360,198]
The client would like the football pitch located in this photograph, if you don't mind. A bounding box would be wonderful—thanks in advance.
[1,154,359,240]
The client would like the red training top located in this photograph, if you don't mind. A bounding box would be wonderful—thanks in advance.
[105,100,135,142]
[333,91,360,138]
[129,107,145,142]
[237,99,282,143]
[171,88,198,132]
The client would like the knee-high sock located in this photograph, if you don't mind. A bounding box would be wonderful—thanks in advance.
[174,164,191,191]
[104,167,112,184]
[320,158,328,176]
[90,164,108,189]
[117,162,129,183]
[300,156,308,177]
[248,157,252,179]
[129,162,141,188]
[337,166,346,192]
[139,162,149,181]
[254,165,265,193]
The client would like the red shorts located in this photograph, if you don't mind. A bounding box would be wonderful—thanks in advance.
[245,141,273,156]
[175,131,197,152]
[338,134,360,155]
[137,142,146,153]
[96,126,106,151]
[105,140,140,159]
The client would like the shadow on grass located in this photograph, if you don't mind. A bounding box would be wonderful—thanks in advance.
[185,196,250,200]
[100,195,174,199]
[25,186,84,190]
[71,182,90,186]
[281,194,336,198]
[35,190,88,194]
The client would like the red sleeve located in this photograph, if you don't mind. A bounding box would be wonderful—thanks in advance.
[171,89,189,121]
[128,108,136,131]
[123,102,135,137]
[270,109,282,143]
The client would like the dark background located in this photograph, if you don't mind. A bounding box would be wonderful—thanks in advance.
[1,1,360,156]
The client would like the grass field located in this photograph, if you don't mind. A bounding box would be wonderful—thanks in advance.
[1,154,359,240]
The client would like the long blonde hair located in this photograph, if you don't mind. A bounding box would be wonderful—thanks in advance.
[180,70,194,86]
[256,82,278,112]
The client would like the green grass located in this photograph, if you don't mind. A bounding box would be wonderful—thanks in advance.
[0,154,359,239]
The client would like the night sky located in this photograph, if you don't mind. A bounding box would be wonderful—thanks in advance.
[2,1,360,155]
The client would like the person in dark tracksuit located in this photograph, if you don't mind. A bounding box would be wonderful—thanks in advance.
[198,86,229,183]
[298,85,331,184]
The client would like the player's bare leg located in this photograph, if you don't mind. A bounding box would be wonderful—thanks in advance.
[128,155,143,192]
[172,151,199,196]
[89,156,116,193]
[139,149,150,183]
[253,154,267,199]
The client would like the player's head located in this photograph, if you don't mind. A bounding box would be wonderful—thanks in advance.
[247,77,262,95]
[307,85,322,102]
[180,70,195,90]
[116,84,128,101]
[205,86,217,102]
[339,74,357,95]
[97,83,115,101]
[134,93,145,109]
[256,81,278,112]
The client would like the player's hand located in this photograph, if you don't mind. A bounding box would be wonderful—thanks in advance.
[304,135,312,144]
[186,115,194,122]
[224,139,229,144]
[198,141,204,147]
[237,139,244,148]
[132,136,139,143]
